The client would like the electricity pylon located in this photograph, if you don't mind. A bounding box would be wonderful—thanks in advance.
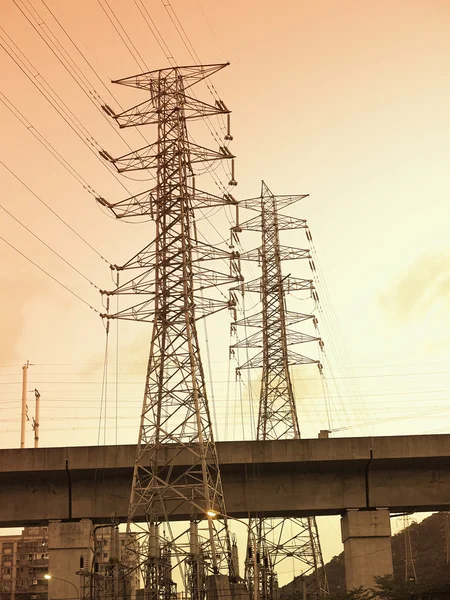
[442,513,450,564]
[98,63,242,600]
[231,181,328,600]
[403,515,418,582]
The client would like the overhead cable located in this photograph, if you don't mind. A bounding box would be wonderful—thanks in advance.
[28,0,158,156]
[95,0,148,71]
[0,202,100,290]
[8,3,143,155]
[0,26,132,195]
[0,234,101,314]
[0,159,110,265]
[0,90,99,197]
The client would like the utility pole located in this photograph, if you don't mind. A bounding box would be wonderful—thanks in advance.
[20,361,30,449]
[32,389,40,448]
[98,64,242,600]
[232,182,328,600]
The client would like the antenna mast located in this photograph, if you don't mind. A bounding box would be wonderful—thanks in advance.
[232,181,328,600]
[98,63,242,600]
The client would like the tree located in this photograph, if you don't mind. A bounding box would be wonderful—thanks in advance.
[373,574,421,600]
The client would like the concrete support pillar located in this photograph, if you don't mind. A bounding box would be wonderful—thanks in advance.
[206,575,233,600]
[341,509,393,591]
[48,519,93,600]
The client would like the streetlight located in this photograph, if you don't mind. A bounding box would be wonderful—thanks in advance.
[206,511,260,600]
[44,574,79,600]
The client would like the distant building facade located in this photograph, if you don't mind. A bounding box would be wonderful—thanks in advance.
[0,526,138,600]
[0,526,49,600]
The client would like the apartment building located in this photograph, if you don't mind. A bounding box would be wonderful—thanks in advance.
[0,526,49,600]
[0,526,139,600]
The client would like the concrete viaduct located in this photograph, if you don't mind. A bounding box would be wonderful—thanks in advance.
[2,434,450,591]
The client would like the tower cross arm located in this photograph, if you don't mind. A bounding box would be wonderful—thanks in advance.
[240,246,311,262]
[102,140,234,173]
[112,62,229,91]
[113,94,230,128]
[238,214,308,232]
[96,187,237,220]
[239,193,309,212]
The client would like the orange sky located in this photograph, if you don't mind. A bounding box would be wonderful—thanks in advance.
[1,0,450,563]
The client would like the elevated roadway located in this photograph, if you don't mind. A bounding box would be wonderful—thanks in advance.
[1,434,450,526]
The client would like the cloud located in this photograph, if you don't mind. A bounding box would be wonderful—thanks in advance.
[379,252,450,322]
[79,327,151,379]
[0,271,42,364]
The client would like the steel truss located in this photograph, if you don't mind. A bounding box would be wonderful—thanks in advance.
[231,182,329,600]
[98,63,243,600]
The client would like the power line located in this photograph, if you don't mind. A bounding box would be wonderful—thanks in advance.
[26,0,158,161]
[133,0,175,65]
[195,0,228,62]
[8,2,143,156]
[0,201,101,290]
[0,159,110,264]
[95,0,148,71]
[3,370,450,383]
[0,89,100,197]
[0,24,132,195]
[34,0,120,103]
[0,234,101,314]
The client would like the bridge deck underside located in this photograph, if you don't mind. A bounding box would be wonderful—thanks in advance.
[1,436,450,526]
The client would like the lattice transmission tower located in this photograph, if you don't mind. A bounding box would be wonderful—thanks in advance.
[231,181,329,600]
[403,515,417,583]
[97,63,243,600]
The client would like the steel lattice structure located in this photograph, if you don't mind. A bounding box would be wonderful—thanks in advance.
[98,63,242,600]
[402,515,417,583]
[232,182,329,600]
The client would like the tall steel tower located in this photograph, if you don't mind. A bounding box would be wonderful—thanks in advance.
[98,63,242,600]
[403,516,417,583]
[231,181,328,600]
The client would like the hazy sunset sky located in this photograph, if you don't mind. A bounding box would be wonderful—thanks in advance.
[1,0,450,564]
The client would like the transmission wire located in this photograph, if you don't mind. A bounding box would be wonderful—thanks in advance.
[35,0,159,155]
[0,159,110,265]
[0,202,101,290]
[95,0,148,71]
[0,26,132,195]
[9,1,144,156]
[0,234,101,314]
